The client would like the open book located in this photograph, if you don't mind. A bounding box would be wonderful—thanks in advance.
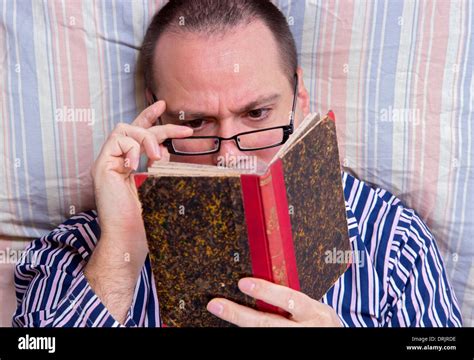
[134,112,351,327]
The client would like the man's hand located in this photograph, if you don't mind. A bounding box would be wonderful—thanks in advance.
[207,278,343,327]
[84,100,193,324]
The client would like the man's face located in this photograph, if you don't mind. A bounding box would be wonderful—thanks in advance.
[148,20,310,170]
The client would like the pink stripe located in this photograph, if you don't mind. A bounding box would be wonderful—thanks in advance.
[329,0,354,163]
[79,295,102,327]
[396,300,406,326]
[318,0,336,111]
[429,247,451,322]
[0,13,19,237]
[78,225,96,254]
[381,207,401,301]
[410,1,448,215]
[26,235,55,312]
[412,216,452,321]
[93,0,108,138]
[45,248,78,311]
[349,254,363,327]
[418,1,450,215]
[138,270,148,325]
[419,247,439,325]
[364,249,376,322]
[444,1,466,228]
[409,269,422,325]
[347,174,360,206]
[48,1,69,212]
[51,2,82,211]
[96,307,111,327]
[359,190,375,237]
[408,0,425,210]
[54,277,90,326]
[149,270,161,325]
[66,1,95,210]
[369,201,387,261]
[357,1,372,167]
[149,0,154,17]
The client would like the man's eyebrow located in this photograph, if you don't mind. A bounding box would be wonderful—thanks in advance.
[165,93,281,119]
[165,110,208,119]
[235,93,281,114]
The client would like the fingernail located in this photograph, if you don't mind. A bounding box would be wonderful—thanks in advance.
[207,301,224,316]
[239,278,256,293]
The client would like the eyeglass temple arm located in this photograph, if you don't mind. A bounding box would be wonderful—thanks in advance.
[290,72,299,129]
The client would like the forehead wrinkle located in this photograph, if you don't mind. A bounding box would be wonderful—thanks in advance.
[166,91,281,119]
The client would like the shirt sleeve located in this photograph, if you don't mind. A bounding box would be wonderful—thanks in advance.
[382,208,463,327]
[12,211,148,327]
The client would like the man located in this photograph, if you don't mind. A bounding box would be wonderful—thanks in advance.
[14,0,462,327]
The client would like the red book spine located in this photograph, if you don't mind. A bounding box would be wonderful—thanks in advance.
[240,174,276,313]
[264,159,300,292]
[241,160,300,315]
[263,159,300,291]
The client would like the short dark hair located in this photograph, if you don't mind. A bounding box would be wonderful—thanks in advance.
[141,0,298,92]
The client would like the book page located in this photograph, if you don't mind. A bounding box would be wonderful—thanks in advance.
[269,112,321,164]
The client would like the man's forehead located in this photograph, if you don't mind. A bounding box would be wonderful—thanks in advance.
[155,20,279,62]
[152,20,285,89]
[152,20,291,116]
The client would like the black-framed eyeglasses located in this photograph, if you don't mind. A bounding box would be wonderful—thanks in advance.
[152,73,298,156]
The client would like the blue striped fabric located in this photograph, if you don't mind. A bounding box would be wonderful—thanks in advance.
[13,172,462,327]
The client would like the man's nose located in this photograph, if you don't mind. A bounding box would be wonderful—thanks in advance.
[211,138,240,166]
[211,120,243,166]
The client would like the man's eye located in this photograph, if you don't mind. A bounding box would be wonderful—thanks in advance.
[182,119,206,129]
[247,108,270,120]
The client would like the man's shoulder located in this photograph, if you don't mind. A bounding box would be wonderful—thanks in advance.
[34,210,101,252]
[55,210,100,235]
[342,171,405,211]
[341,171,434,250]
[61,209,98,224]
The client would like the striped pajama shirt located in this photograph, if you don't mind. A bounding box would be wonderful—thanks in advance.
[13,172,463,327]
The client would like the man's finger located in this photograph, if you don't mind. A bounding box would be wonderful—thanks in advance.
[206,298,296,327]
[112,123,162,160]
[237,277,317,322]
[113,122,193,158]
[147,123,193,143]
[147,144,170,168]
[132,100,166,129]
[99,134,141,172]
